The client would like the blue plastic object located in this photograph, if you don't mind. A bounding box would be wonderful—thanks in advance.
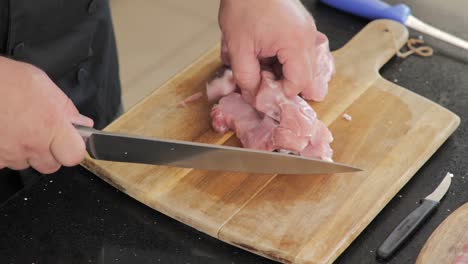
[320,0,411,24]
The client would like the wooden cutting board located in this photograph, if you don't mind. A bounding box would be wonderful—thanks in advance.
[82,20,460,264]
[416,203,468,264]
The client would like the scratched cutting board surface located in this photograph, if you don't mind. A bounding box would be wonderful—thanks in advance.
[82,20,460,264]
[416,203,468,264]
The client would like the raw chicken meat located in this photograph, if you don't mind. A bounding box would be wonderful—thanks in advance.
[207,32,335,161]
[453,244,468,264]
[342,113,352,121]
[211,93,276,151]
[178,92,204,107]
[206,69,237,102]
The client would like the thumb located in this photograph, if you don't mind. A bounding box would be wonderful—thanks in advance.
[63,97,94,128]
[70,113,94,128]
[229,42,261,93]
[50,121,87,167]
[50,97,92,166]
[221,34,230,66]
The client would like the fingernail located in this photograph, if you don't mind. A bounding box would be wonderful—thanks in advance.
[80,114,94,127]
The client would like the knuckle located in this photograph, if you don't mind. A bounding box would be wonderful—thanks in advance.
[235,70,259,81]
[235,78,257,89]
[9,162,29,171]
[3,154,20,166]
[18,141,35,157]
[291,29,308,44]
[23,63,48,85]
[37,164,61,174]
[28,153,61,174]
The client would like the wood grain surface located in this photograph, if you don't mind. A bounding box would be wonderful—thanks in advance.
[82,20,460,264]
[416,203,468,264]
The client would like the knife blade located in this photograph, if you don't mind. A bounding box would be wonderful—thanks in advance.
[75,125,362,175]
[376,172,453,260]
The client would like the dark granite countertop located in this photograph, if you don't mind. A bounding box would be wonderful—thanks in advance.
[1,0,467,263]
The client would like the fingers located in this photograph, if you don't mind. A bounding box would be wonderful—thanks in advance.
[50,121,87,167]
[70,113,94,128]
[277,47,315,98]
[2,100,91,173]
[0,59,92,175]
[7,159,29,171]
[221,35,230,66]
[229,41,261,93]
[1,153,61,174]
[28,152,61,174]
[64,98,94,127]
[47,94,91,168]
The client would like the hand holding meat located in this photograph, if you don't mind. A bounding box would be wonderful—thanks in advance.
[213,0,335,161]
[219,0,328,99]
[0,57,93,174]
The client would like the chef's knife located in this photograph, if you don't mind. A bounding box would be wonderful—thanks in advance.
[320,0,468,51]
[376,172,453,259]
[76,125,361,175]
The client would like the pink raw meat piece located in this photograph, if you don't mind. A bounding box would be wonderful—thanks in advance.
[255,71,317,122]
[272,127,309,153]
[452,244,468,264]
[301,32,335,102]
[211,93,277,151]
[300,120,334,161]
[212,72,334,161]
[254,71,284,120]
[255,71,333,160]
[241,116,277,151]
[209,30,335,161]
[278,102,317,137]
[211,92,259,134]
[206,69,237,102]
[178,91,204,108]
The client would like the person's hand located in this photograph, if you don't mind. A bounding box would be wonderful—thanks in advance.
[0,57,93,174]
[219,0,318,98]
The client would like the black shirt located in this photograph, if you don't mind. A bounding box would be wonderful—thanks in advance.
[0,0,7,53]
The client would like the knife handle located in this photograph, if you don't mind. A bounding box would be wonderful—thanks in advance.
[377,199,439,259]
[320,0,411,24]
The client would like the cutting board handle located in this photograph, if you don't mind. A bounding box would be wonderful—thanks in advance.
[333,19,408,77]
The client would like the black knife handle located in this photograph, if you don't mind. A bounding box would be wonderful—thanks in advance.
[377,199,439,260]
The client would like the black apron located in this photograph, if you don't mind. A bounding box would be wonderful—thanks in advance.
[0,0,121,129]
